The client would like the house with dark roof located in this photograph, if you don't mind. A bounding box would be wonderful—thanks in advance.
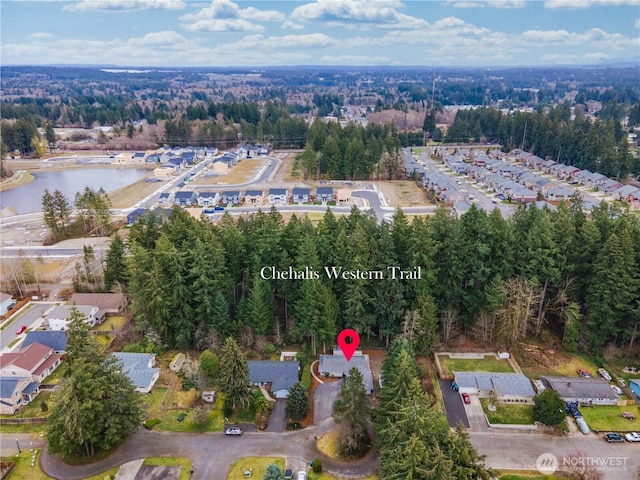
[174,191,197,207]
[111,352,159,394]
[545,186,575,202]
[292,187,311,203]
[221,191,240,205]
[197,192,220,207]
[127,208,148,226]
[268,188,288,204]
[244,190,263,205]
[316,186,334,203]
[0,377,36,415]
[540,376,619,405]
[159,192,171,206]
[319,349,374,394]
[248,361,300,399]
[454,372,535,403]
[21,331,68,354]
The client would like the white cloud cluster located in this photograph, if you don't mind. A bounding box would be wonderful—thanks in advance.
[180,0,285,32]
[63,0,186,12]
[544,0,640,9]
[31,32,53,39]
[289,0,429,29]
[444,0,526,8]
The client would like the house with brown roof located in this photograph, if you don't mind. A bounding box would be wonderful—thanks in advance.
[0,343,62,383]
[69,293,127,315]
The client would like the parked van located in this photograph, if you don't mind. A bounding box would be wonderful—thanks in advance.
[576,416,590,435]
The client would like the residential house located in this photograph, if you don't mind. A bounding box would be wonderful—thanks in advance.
[546,186,575,202]
[69,293,127,315]
[541,159,557,173]
[221,191,240,205]
[600,178,623,193]
[292,187,311,203]
[159,192,171,206]
[21,331,68,354]
[454,372,535,403]
[210,159,230,174]
[197,192,220,207]
[532,201,557,212]
[132,152,146,163]
[452,201,472,217]
[0,292,15,316]
[540,376,619,406]
[45,305,105,331]
[556,165,580,180]
[0,377,36,414]
[248,361,300,399]
[0,343,62,383]
[127,208,148,226]
[244,190,263,205]
[111,352,159,394]
[318,349,374,394]
[613,184,640,203]
[268,188,288,204]
[316,187,334,203]
[174,191,197,207]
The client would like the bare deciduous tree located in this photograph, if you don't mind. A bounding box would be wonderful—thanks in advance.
[495,278,540,348]
[440,306,459,343]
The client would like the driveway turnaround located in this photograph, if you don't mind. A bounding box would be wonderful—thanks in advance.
[439,380,470,428]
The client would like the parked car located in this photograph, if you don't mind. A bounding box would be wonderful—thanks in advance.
[15,325,26,335]
[577,369,593,378]
[625,432,640,442]
[284,470,293,479]
[462,393,471,404]
[297,471,306,480]
[605,433,625,443]
[611,385,623,395]
[576,416,590,435]
[598,368,612,381]
[225,427,243,436]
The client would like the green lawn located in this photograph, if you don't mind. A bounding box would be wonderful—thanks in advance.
[498,472,560,480]
[0,393,52,420]
[1,453,50,480]
[580,405,640,432]
[480,399,535,425]
[227,457,284,480]
[142,387,224,432]
[438,355,515,376]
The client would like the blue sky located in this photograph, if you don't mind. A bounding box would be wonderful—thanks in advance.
[1,0,639,66]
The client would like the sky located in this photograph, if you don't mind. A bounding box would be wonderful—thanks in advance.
[1,0,639,67]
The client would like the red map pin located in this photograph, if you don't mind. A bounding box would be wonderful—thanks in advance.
[337,329,360,361]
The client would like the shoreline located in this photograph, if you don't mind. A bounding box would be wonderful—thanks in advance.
[0,170,35,192]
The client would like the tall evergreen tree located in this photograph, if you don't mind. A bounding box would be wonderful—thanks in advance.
[104,234,128,291]
[218,337,252,410]
[334,367,372,456]
[285,381,309,422]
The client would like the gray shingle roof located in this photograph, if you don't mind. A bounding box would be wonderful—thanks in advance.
[316,187,334,195]
[248,361,299,393]
[540,376,619,400]
[454,372,535,397]
[292,188,310,195]
[0,377,27,399]
[319,353,374,392]
[47,305,95,320]
[22,331,68,352]
[112,353,158,390]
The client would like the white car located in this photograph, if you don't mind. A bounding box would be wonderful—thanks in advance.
[297,471,307,480]
[611,385,623,395]
[625,432,640,442]
[225,427,243,436]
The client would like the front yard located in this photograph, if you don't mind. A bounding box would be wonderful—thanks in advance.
[579,405,640,432]
[480,399,535,425]
[438,354,515,376]
[226,457,285,480]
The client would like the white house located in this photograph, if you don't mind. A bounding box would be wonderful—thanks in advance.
[0,292,15,316]
[45,305,105,331]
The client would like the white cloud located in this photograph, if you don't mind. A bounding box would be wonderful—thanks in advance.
[520,27,636,50]
[444,0,525,8]
[130,31,189,46]
[31,32,53,39]
[635,18,640,27]
[320,54,392,65]
[282,20,305,30]
[230,33,336,51]
[180,0,285,32]
[290,0,429,29]
[63,0,186,12]
[544,0,640,9]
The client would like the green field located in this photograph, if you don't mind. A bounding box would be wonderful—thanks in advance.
[480,399,535,425]
[439,355,515,376]
[580,405,640,432]
[227,457,285,480]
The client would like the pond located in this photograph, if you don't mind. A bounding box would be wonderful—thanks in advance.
[1,168,149,214]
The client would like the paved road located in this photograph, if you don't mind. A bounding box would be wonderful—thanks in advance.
[38,420,379,480]
[439,380,470,428]
[0,302,53,349]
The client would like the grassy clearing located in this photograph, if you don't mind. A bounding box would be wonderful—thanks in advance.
[0,393,52,419]
[226,456,284,480]
[143,457,193,480]
[580,405,640,432]
[108,174,159,209]
[480,399,535,425]
[498,471,560,479]
[143,387,225,432]
[195,159,262,185]
[0,423,47,434]
[93,315,127,331]
[376,181,431,207]
[0,171,35,192]
[0,453,49,480]
[438,355,515,376]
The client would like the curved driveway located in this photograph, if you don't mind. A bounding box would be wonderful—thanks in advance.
[40,419,379,480]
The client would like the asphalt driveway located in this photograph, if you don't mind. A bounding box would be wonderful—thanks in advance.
[266,399,287,432]
[314,380,342,424]
[439,380,470,428]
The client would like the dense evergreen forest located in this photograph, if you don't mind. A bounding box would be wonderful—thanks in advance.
[114,198,639,357]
